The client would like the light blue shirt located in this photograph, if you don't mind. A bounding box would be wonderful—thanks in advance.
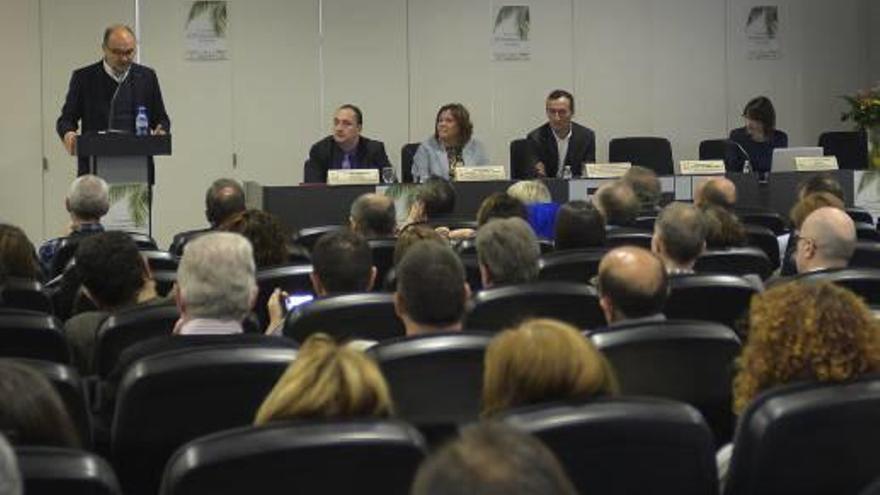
[412,136,490,182]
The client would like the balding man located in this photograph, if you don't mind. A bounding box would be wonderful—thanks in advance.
[38,174,110,273]
[794,207,857,274]
[594,180,640,228]
[694,177,737,210]
[350,193,396,238]
[623,165,662,213]
[57,24,170,180]
[596,247,668,327]
[651,203,707,275]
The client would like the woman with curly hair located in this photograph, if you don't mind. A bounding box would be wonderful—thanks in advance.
[220,209,290,268]
[733,281,880,414]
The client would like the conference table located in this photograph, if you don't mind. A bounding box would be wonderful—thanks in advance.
[255,170,858,231]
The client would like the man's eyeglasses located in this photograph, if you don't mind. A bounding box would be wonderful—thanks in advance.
[108,48,135,57]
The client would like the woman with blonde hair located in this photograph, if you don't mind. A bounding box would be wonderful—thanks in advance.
[482,318,617,417]
[254,334,393,424]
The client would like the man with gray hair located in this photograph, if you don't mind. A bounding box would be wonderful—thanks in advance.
[476,217,540,288]
[349,193,396,238]
[651,202,707,275]
[794,207,857,274]
[38,174,110,271]
[173,232,257,335]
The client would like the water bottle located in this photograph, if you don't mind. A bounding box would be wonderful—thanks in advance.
[742,160,751,175]
[562,165,573,180]
[135,106,149,136]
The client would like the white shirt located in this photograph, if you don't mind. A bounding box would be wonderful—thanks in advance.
[102,60,129,84]
[553,126,573,177]
[177,318,243,336]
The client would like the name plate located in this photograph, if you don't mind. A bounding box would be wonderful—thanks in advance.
[678,160,725,175]
[327,169,379,186]
[454,165,507,182]
[795,156,838,172]
[584,162,632,178]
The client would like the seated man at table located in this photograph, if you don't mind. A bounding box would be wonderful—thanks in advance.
[306,104,392,182]
[523,89,596,178]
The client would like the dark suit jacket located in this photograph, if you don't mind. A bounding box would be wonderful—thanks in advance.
[524,122,596,178]
[56,61,171,182]
[307,135,391,183]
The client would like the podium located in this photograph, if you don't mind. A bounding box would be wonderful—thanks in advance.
[76,133,172,234]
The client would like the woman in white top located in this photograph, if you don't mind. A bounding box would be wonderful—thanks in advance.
[412,103,490,182]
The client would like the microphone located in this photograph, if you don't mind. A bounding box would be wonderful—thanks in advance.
[727,139,752,173]
[106,71,130,133]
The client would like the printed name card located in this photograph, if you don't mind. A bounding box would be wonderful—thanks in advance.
[454,166,507,182]
[583,162,632,178]
[327,169,380,186]
[678,160,725,175]
[795,156,838,172]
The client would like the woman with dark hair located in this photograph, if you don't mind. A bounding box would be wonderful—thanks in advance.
[0,224,41,281]
[726,96,788,174]
[554,200,606,250]
[412,103,489,182]
[0,361,80,448]
[220,209,291,268]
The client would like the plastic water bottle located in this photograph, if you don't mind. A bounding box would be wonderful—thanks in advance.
[742,160,752,175]
[135,106,149,136]
[562,165,573,180]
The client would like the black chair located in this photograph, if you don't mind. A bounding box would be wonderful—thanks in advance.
[852,241,880,269]
[744,224,780,268]
[466,282,605,332]
[457,237,553,256]
[695,247,773,280]
[633,215,657,230]
[699,139,727,160]
[459,254,484,292]
[503,398,718,495]
[16,447,121,495]
[48,237,84,279]
[127,232,159,251]
[0,309,69,363]
[605,229,653,249]
[160,420,426,495]
[665,274,757,332]
[111,345,298,495]
[847,208,875,225]
[724,376,880,495]
[738,210,789,236]
[368,238,397,292]
[590,320,741,445]
[303,158,323,183]
[0,277,52,313]
[254,264,314,328]
[283,293,405,344]
[538,248,607,284]
[856,221,880,242]
[94,302,180,377]
[368,332,491,439]
[401,143,419,183]
[819,130,868,170]
[510,138,532,179]
[141,250,179,272]
[291,225,345,253]
[152,270,177,297]
[794,268,880,306]
[609,137,674,176]
[168,228,209,257]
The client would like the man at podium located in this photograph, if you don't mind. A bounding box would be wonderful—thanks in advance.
[56,24,170,182]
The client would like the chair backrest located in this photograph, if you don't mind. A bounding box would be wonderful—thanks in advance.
[665,274,757,332]
[695,247,773,280]
[466,281,605,332]
[140,250,179,272]
[847,208,875,225]
[254,264,314,328]
[794,267,880,306]
[292,225,345,252]
[605,229,653,249]
[95,302,180,377]
[725,376,880,495]
[852,241,880,269]
[590,320,741,445]
[283,292,405,343]
[127,232,159,251]
[608,137,674,175]
[818,130,868,170]
[856,221,880,242]
[0,309,69,363]
[168,229,209,257]
[699,139,727,160]
[112,344,298,495]
[401,143,419,183]
[743,224,780,269]
[738,209,789,236]
[49,237,81,279]
[0,277,52,314]
[458,254,484,292]
[538,248,607,284]
[16,446,121,495]
[509,138,532,179]
[160,420,426,495]
[503,398,718,495]
[368,332,491,430]
[368,238,397,292]
[633,215,657,230]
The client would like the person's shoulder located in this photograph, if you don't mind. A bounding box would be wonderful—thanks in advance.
[130,63,158,77]
[729,127,748,140]
[527,123,549,139]
[572,121,594,137]
[309,135,335,153]
[773,129,788,144]
[360,135,386,150]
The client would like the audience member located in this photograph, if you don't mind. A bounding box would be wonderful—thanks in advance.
[780,192,846,276]
[220,209,290,268]
[623,165,662,213]
[475,192,528,227]
[482,318,617,417]
[651,203,707,275]
[64,231,161,374]
[0,360,80,447]
[507,180,552,204]
[507,180,559,240]
[596,247,668,327]
[594,180,639,228]
[794,207,856,274]
[553,200,605,250]
[797,173,844,202]
[309,229,376,296]
[349,193,396,238]
[395,241,469,335]
[694,177,737,210]
[393,223,446,267]
[523,89,595,179]
[254,333,393,424]
[0,433,21,495]
[38,175,109,273]
[0,224,40,280]
[307,104,392,182]
[169,178,246,255]
[411,422,578,495]
[412,103,489,182]
[476,218,540,288]
[702,204,748,249]
[406,176,457,224]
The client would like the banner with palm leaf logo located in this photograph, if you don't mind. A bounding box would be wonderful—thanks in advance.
[105,183,150,234]
[186,1,228,61]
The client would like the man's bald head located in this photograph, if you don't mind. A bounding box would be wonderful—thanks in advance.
[350,193,396,238]
[796,206,856,273]
[597,246,668,323]
[695,177,737,209]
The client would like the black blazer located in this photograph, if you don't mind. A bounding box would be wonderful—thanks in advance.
[524,122,596,178]
[56,61,171,181]
[307,135,392,183]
